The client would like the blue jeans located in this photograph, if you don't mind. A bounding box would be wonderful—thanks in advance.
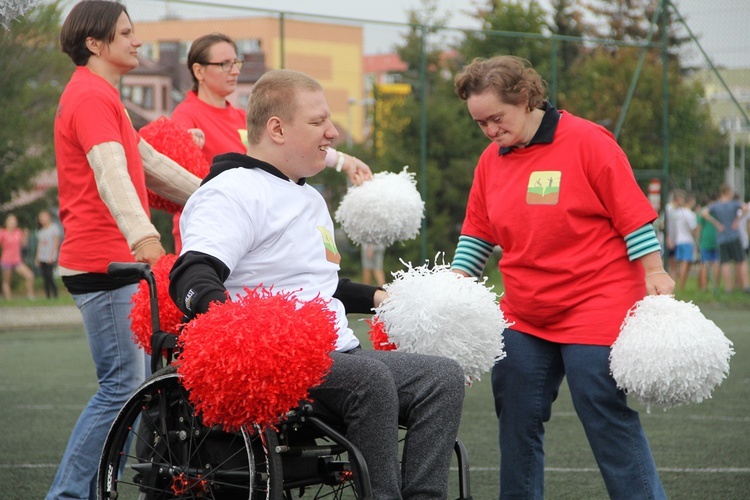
[47,284,146,499]
[492,329,666,500]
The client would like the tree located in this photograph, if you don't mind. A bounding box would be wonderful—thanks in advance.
[369,1,491,266]
[0,1,71,220]
[460,0,551,71]
[560,1,725,198]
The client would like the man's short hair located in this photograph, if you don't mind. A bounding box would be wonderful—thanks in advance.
[246,69,323,145]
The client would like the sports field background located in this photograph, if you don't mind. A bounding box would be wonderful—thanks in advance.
[0,305,748,499]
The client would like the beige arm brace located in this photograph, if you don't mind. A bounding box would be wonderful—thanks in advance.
[138,138,201,206]
[87,142,160,250]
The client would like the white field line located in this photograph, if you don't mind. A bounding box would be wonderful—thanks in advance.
[460,467,750,473]
[2,463,748,474]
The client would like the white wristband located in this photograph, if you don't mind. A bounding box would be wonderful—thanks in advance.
[335,152,346,172]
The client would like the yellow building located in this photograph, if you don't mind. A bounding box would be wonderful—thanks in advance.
[132,16,366,142]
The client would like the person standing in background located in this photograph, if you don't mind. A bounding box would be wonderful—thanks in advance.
[702,184,750,293]
[672,191,698,291]
[361,242,386,286]
[48,2,200,498]
[450,55,672,499]
[735,196,750,288]
[664,189,687,281]
[35,209,62,299]
[0,213,35,300]
[169,32,373,253]
[696,193,720,291]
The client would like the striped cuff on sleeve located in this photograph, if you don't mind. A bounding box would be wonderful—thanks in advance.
[451,235,495,277]
[624,223,662,261]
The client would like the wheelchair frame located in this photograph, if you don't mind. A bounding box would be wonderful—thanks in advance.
[97,262,472,499]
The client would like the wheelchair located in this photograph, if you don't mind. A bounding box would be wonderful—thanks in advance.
[98,262,473,499]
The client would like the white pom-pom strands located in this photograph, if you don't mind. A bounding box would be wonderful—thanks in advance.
[373,259,509,383]
[610,295,734,412]
[335,166,424,247]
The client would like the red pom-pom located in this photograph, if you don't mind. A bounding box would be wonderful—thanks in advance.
[366,317,397,351]
[139,117,210,213]
[129,254,183,354]
[176,288,338,432]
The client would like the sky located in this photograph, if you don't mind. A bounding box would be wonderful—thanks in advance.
[54,0,750,69]
[136,0,749,68]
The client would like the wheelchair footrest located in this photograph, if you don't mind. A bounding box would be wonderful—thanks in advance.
[274,444,346,457]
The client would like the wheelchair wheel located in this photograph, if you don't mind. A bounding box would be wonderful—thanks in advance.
[97,365,282,499]
[276,413,372,499]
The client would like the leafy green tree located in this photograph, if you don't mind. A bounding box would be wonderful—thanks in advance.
[369,1,493,266]
[559,2,725,199]
[376,0,589,266]
[0,1,71,218]
[460,0,551,72]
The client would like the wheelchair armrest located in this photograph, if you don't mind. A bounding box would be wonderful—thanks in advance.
[107,262,153,281]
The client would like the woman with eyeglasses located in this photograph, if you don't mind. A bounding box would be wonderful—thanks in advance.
[171,33,247,164]
[169,33,373,253]
[48,2,200,498]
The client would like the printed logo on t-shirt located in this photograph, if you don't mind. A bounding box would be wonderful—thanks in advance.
[317,226,341,264]
[526,171,561,205]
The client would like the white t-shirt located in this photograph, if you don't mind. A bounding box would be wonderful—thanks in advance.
[673,207,697,245]
[180,166,358,352]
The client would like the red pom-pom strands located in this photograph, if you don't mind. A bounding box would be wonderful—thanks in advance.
[128,254,182,354]
[139,117,210,213]
[366,317,397,351]
[176,289,338,432]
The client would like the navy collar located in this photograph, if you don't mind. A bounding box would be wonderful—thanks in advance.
[499,101,561,155]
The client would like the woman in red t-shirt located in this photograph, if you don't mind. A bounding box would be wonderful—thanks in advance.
[168,33,373,253]
[48,2,200,498]
[451,56,675,499]
[0,213,35,300]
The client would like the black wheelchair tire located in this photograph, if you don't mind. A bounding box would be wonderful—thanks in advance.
[97,365,283,499]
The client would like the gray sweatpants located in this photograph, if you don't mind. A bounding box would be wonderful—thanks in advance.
[309,348,465,499]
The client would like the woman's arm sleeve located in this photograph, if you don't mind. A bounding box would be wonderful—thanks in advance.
[86,141,160,249]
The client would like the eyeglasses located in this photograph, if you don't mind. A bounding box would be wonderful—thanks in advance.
[202,60,243,72]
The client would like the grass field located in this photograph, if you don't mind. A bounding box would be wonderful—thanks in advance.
[1,305,748,499]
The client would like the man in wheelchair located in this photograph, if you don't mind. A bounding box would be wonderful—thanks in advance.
[168,69,465,499]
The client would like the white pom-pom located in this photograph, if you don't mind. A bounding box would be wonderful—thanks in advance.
[335,166,424,246]
[610,295,734,412]
[373,259,509,383]
[0,0,37,29]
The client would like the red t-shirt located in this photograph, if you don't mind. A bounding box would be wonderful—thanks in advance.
[54,66,149,273]
[461,111,657,345]
[170,91,247,163]
[0,228,23,266]
[170,92,247,253]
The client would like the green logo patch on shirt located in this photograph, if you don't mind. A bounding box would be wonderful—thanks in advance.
[527,171,561,205]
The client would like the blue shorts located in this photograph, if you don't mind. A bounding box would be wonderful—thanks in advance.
[700,248,718,263]
[675,243,695,262]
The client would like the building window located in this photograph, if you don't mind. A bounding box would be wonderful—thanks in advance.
[236,38,262,58]
[122,85,155,110]
[179,41,191,64]
[141,42,155,61]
